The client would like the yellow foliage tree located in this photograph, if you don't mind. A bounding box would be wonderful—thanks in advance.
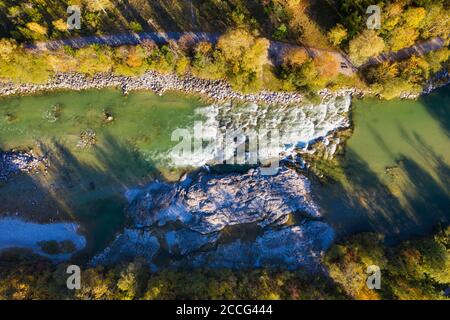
[313,52,339,79]
[26,22,48,39]
[421,4,450,41]
[75,46,113,75]
[283,47,309,67]
[0,38,18,62]
[348,30,385,66]
[402,7,426,29]
[52,19,68,32]
[217,29,269,91]
[126,46,146,68]
[82,0,114,12]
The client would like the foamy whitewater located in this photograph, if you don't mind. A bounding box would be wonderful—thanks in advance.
[95,95,351,270]
[166,94,351,167]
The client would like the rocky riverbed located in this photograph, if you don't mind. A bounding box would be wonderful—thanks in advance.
[0,150,48,181]
[0,71,308,106]
[0,65,446,104]
[91,166,334,272]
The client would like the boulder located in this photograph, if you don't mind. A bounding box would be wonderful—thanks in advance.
[188,221,334,271]
[127,166,320,234]
[165,229,220,255]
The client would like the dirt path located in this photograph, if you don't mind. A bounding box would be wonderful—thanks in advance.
[361,37,445,68]
[30,32,220,51]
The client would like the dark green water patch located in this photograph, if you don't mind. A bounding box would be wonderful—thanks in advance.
[317,87,450,243]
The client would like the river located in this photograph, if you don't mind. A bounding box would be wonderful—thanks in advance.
[0,87,448,260]
[318,86,450,243]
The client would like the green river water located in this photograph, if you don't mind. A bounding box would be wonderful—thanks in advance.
[0,89,206,256]
[0,87,448,256]
[317,86,450,243]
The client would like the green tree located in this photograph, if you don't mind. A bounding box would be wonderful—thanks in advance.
[217,29,270,92]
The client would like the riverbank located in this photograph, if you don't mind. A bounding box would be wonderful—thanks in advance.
[0,71,307,106]
[1,68,448,105]
[0,83,448,270]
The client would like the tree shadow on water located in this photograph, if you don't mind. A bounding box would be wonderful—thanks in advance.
[0,133,161,259]
[314,136,450,244]
[421,86,450,137]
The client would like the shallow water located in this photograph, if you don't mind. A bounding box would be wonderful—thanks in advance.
[0,217,85,260]
[0,87,448,258]
[0,89,204,165]
[0,89,205,255]
[318,86,450,243]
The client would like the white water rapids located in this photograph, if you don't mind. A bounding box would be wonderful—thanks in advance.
[166,94,351,167]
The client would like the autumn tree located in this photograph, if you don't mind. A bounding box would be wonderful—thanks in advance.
[125,46,147,68]
[399,55,430,84]
[25,22,48,40]
[328,24,348,47]
[82,0,114,13]
[388,7,426,51]
[282,47,309,67]
[52,19,69,33]
[46,49,78,73]
[420,4,450,42]
[324,233,387,300]
[74,267,114,300]
[313,52,340,79]
[348,30,385,66]
[75,45,113,75]
[0,38,18,62]
[425,48,450,73]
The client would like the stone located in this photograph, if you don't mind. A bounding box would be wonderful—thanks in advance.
[0,150,48,181]
[127,166,320,234]
[90,228,160,266]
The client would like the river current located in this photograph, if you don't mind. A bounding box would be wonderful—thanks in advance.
[0,87,448,263]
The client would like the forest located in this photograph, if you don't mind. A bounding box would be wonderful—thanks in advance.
[0,226,448,300]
